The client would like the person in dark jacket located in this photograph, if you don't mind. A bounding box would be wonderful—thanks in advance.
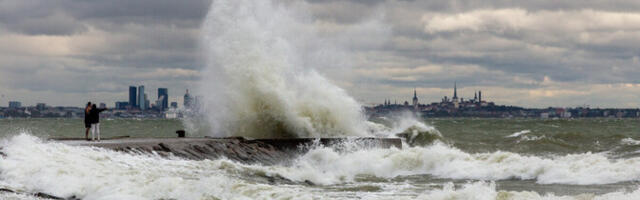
[89,104,107,141]
[84,102,92,141]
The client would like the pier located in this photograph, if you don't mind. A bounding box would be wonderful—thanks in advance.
[50,136,402,165]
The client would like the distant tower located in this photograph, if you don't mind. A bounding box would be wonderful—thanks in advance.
[453,82,458,101]
[479,90,482,102]
[138,85,146,111]
[184,89,192,108]
[129,86,137,109]
[452,82,459,109]
[474,91,478,101]
[144,94,150,110]
[412,88,419,111]
[157,88,168,111]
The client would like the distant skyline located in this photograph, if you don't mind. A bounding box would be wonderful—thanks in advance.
[2,0,640,108]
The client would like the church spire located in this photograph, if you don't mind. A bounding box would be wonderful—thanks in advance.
[453,81,458,99]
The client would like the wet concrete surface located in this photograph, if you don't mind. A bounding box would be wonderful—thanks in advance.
[49,137,402,165]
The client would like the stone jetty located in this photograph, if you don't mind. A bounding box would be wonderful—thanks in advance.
[51,136,402,165]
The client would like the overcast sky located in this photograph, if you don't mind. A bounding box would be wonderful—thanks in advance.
[1,0,640,108]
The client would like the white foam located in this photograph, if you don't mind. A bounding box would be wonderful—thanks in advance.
[416,181,640,200]
[261,141,640,185]
[3,134,640,199]
[0,134,313,200]
[621,138,640,145]
[506,130,531,138]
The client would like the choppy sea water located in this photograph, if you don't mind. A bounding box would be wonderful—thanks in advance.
[1,118,640,199]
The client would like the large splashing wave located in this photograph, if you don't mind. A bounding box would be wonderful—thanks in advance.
[194,0,376,138]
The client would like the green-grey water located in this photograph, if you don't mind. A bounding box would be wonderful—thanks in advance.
[0,118,184,139]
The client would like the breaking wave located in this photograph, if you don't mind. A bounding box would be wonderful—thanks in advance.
[2,133,640,199]
[621,138,640,146]
[195,0,379,138]
[265,141,640,185]
[506,130,531,138]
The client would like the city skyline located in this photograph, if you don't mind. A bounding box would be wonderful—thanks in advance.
[1,85,189,109]
[2,1,640,108]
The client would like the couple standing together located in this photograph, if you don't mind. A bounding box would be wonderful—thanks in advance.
[84,102,107,141]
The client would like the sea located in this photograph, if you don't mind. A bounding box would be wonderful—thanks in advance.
[1,118,640,199]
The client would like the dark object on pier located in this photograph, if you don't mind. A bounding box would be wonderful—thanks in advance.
[176,130,186,138]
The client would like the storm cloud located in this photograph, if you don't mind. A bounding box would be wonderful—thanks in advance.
[0,0,639,108]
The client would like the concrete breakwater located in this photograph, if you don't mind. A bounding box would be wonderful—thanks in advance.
[51,137,402,165]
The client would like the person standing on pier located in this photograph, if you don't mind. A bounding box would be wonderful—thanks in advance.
[84,102,92,141]
[89,104,107,141]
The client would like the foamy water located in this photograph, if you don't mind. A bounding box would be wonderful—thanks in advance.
[506,130,531,138]
[2,133,640,200]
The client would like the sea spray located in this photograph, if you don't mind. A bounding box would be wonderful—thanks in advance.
[195,0,373,138]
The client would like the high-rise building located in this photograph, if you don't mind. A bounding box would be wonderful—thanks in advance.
[8,101,21,109]
[479,90,482,102]
[129,86,137,108]
[99,103,106,109]
[184,89,192,108]
[144,94,150,110]
[138,85,146,110]
[155,96,164,111]
[157,88,168,111]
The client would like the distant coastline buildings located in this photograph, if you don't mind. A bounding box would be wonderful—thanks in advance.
[2,82,640,119]
[365,82,640,118]
[374,82,491,113]
[0,85,199,119]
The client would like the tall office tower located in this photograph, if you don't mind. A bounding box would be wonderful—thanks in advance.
[138,85,146,111]
[144,94,150,110]
[158,88,168,111]
[129,86,137,108]
[184,89,192,108]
